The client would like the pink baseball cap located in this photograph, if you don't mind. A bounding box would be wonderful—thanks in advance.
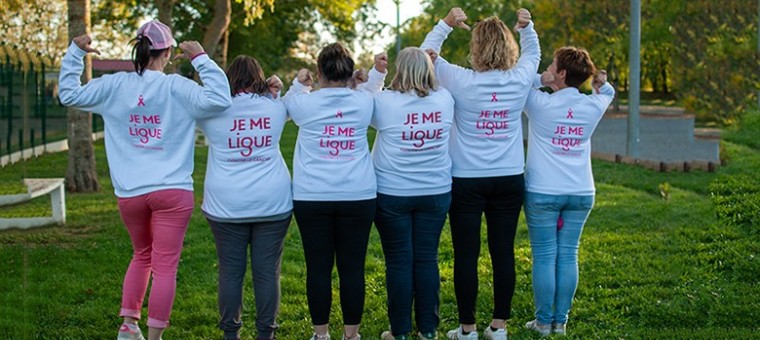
[136,19,177,50]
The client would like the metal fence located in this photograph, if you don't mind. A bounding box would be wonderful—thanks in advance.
[0,53,103,160]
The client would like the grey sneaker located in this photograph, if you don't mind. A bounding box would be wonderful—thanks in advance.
[552,323,566,335]
[117,323,145,340]
[524,320,551,337]
[418,331,438,340]
[446,326,478,340]
[484,326,508,340]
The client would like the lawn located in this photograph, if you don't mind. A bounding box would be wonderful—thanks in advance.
[1,120,758,339]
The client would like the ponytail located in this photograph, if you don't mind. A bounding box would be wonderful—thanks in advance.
[130,36,170,75]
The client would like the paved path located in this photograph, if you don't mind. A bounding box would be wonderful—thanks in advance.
[523,106,720,162]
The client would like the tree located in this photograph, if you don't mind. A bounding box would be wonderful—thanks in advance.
[65,0,99,192]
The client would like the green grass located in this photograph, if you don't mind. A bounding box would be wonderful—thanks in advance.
[1,120,759,339]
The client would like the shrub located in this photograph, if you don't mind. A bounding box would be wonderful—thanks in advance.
[722,110,760,149]
[709,174,760,232]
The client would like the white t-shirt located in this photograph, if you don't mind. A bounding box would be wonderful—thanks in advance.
[523,76,615,195]
[420,20,540,178]
[283,68,385,201]
[371,88,455,196]
[58,43,231,197]
[197,93,293,219]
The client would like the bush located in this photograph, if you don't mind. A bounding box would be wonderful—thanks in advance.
[710,174,760,231]
[722,110,760,149]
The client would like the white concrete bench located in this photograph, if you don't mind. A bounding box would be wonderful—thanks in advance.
[0,178,66,230]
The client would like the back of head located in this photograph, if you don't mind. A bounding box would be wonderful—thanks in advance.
[390,47,438,97]
[226,55,268,96]
[470,16,518,72]
[317,42,355,83]
[554,47,596,89]
[131,19,176,75]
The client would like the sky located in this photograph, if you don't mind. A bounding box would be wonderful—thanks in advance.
[354,0,425,56]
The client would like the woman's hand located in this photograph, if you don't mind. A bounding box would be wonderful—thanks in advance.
[374,52,388,73]
[175,41,205,60]
[267,75,283,98]
[72,35,101,55]
[514,8,532,31]
[443,7,470,30]
[297,68,314,87]
[592,70,608,93]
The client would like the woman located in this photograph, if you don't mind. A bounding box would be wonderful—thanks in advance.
[371,47,454,340]
[282,43,386,340]
[58,20,231,340]
[420,7,539,340]
[196,55,291,340]
[522,47,614,337]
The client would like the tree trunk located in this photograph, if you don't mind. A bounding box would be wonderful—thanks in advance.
[156,0,176,73]
[65,0,99,192]
[156,0,175,31]
[202,0,231,65]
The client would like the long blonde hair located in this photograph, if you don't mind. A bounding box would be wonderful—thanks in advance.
[469,16,518,72]
[390,47,438,97]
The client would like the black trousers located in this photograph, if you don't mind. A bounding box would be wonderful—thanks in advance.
[293,199,376,325]
[448,175,525,324]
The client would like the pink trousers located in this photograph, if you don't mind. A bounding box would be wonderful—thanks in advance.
[117,189,194,329]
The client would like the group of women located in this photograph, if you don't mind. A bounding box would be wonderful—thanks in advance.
[58,5,614,340]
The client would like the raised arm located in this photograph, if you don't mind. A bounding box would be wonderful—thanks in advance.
[355,52,388,94]
[591,70,615,110]
[419,8,473,89]
[174,41,232,116]
[513,8,541,79]
[58,35,111,112]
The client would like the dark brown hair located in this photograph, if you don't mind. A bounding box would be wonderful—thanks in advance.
[130,36,169,75]
[226,55,268,96]
[317,42,354,83]
[554,47,596,88]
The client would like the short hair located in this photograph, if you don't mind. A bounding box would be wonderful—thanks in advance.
[469,17,518,72]
[317,42,355,83]
[554,47,596,89]
[226,55,268,96]
[390,47,438,97]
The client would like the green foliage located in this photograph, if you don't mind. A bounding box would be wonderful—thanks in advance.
[399,0,759,124]
[722,109,760,149]
[671,0,760,125]
[658,182,671,200]
[710,175,760,232]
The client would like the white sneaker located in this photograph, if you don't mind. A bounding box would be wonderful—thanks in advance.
[552,323,566,335]
[342,334,360,340]
[117,323,145,340]
[484,326,508,340]
[310,333,331,340]
[446,326,478,340]
[524,320,551,337]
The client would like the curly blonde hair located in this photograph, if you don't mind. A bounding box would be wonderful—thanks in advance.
[469,16,518,72]
[390,47,438,97]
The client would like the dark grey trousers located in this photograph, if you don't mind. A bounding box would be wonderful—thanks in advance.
[208,215,291,340]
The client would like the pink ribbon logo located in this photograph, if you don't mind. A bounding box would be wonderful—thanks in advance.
[566,108,574,119]
[137,95,145,107]
[491,93,498,102]
[336,110,343,118]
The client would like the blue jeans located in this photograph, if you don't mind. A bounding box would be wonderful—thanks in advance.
[524,192,594,325]
[374,192,451,336]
